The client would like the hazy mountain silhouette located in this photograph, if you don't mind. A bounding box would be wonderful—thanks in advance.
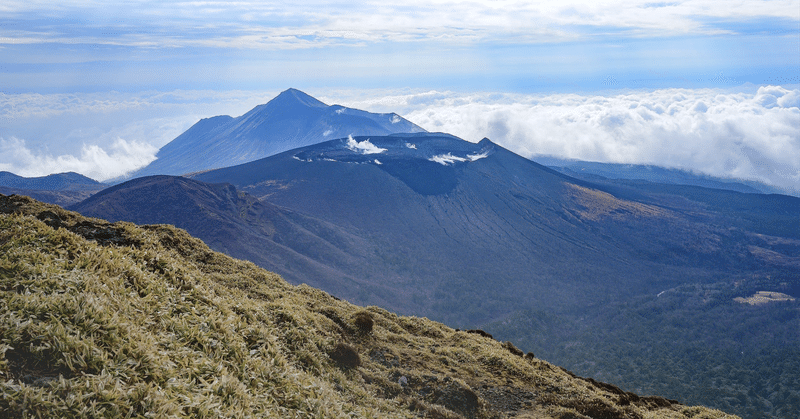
[0,171,100,190]
[534,156,793,196]
[0,171,104,206]
[129,88,426,178]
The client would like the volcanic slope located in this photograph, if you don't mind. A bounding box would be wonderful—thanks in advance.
[71,175,389,294]
[130,88,426,178]
[193,132,800,321]
[0,194,740,419]
[0,171,104,206]
[189,133,800,418]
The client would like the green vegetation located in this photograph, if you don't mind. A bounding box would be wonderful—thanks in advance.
[486,283,800,419]
[0,194,741,418]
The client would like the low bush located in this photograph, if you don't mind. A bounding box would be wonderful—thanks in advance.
[330,343,361,369]
[353,310,374,334]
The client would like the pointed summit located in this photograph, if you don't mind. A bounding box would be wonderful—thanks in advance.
[270,88,328,109]
[241,88,328,122]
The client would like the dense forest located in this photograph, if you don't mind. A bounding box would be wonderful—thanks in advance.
[485,276,800,419]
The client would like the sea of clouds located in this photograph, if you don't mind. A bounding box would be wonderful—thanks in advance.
[1,86,798,194]
[330,85,800,193]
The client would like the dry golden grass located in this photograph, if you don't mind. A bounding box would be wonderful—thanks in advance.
[0,194,740,419]
[562,183,671,222]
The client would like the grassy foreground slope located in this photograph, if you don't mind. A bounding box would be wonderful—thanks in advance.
[0,194,737,419]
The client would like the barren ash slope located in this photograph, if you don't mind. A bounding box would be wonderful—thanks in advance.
[0,193,739,419]
[129,88,426,178]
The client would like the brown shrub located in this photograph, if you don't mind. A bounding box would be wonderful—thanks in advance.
[330,343,361,369]
[502,341,524,357]
[352,310,374,334]
[465,329,493,340]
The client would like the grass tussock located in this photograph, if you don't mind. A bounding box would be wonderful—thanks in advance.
[0,194,740,419]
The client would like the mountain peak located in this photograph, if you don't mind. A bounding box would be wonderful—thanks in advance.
[271,88,328,109]
[128,89,426,178]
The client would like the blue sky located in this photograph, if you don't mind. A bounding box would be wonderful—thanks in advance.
[2,1,798,92]
[1,1,799,191]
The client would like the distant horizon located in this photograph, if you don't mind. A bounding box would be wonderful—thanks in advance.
[1,1,798,191]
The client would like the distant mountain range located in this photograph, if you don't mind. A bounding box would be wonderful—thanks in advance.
[73,132,800,417]
[0,171,100,190]
[128,88,426,178]
[534,156,794,196]
[0,171,104,206]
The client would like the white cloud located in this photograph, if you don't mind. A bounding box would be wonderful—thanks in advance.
[378,86,800,193]
[346,135,387,154]
[2,1,797,50]
[0,136,158,181]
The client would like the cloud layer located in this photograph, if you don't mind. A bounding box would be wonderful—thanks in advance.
[3,2,796,94]
[2,1,797,49]
[334,86,800,193]
[2,86,798,194]
[0,137,158,181]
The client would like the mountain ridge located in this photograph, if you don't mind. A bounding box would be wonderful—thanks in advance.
[534,157,794,197]
[0,171,105,207]
[69,175,389,298]
[0,171,101,190]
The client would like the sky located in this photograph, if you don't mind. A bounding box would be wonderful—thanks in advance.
[0,1,798,192]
